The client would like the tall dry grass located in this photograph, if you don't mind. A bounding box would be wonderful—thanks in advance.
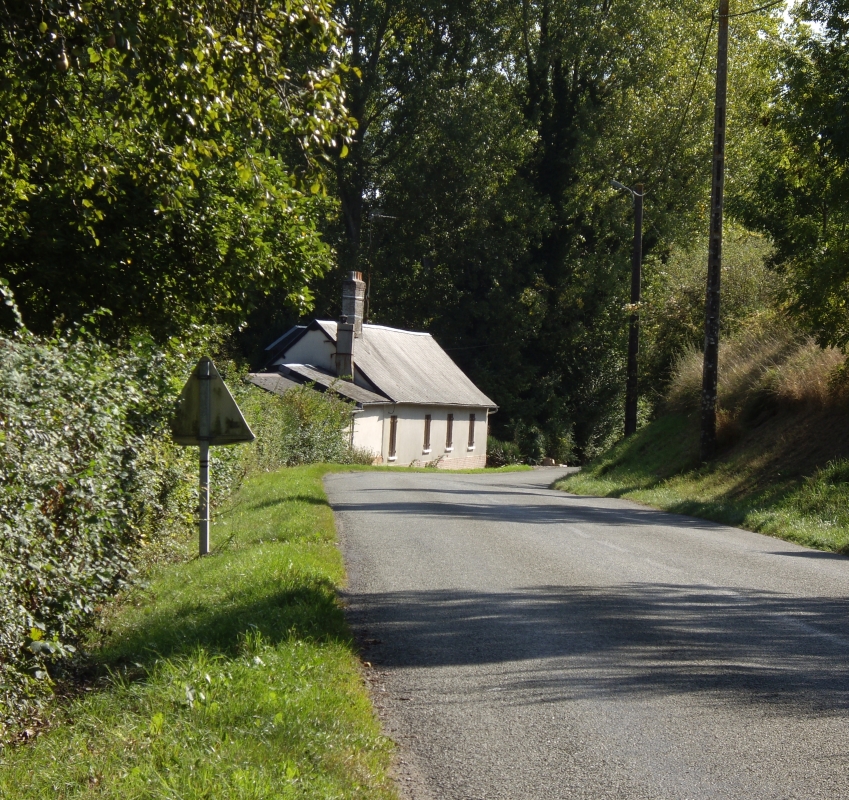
[667,326,846,416]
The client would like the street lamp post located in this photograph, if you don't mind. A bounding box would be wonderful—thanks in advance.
[611,179,644,437]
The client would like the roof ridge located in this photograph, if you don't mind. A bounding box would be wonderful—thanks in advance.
[315,319,431,337]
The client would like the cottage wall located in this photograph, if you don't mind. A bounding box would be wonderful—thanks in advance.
[354,404,488,469]
[350,408,386,463]
[274,331,335,372]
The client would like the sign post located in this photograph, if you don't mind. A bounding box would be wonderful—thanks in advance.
[171,357,255,556]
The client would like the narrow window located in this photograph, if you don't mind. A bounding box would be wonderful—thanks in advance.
[389,415,398,460]
[446,414,454,450]
[423,414,431,452]
[468,413,476,449]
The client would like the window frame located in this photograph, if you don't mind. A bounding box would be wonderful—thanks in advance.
[388,415,398,461]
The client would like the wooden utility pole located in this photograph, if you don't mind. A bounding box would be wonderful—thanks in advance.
[625,184,644,437]
[700,0,729,462]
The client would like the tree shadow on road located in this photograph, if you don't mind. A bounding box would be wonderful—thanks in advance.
[343,582,849,716]
[331,492,736,532]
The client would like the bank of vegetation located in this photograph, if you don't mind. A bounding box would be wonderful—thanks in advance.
[0,296,371,740]
[0,464,398,799]
[559,326,849,554]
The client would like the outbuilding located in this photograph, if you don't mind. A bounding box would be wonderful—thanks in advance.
[248,272,497,468]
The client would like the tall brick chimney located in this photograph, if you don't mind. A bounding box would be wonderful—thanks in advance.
[336,272,364,379]
[335,315,354,379]
[341,271,366,337]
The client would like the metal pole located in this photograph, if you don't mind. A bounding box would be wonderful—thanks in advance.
[625,183,644,437]
[198,358,211,556]
[700,0,729,462]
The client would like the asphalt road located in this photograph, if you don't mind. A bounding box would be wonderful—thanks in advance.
[325,468,849,800]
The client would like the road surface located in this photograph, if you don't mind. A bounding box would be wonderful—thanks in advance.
[325,468,849,799]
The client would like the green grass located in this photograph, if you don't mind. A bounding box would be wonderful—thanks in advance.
[0,464,399,799]
[558,414,849,554]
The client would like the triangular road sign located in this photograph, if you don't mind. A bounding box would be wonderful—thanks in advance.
[171,357,255,446]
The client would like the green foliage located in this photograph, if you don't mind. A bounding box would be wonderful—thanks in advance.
[236,382,364,470]
[0,466,398,798]
[731,1,849,347]
[0,321,197,734]
[486,426,574,467]
[0,0,354,339]
[486,436,524,468]
[641,226,782,402]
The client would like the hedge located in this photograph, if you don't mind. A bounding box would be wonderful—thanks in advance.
[0,287,362,740]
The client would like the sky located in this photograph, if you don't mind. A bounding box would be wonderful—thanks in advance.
[783,0,826,35]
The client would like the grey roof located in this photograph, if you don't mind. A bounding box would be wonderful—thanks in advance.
[245,372,301,396]
[283,364,390,405]
[247,366,389,406]
[315,321,497,408]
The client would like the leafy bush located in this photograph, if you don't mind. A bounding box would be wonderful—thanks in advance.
[0,286,368,738]
[515,424,547,465]
[548,430,576,465]
[641,226,782,402]
[0,324,199,735]
[236,383,365,470]
[487,436,524,468]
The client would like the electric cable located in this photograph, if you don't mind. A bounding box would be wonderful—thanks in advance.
[726,0,784,18]
[655,10,716,188]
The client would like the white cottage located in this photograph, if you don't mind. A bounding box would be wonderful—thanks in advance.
[248,272,497,468]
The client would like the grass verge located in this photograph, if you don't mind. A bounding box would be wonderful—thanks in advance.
[557,413,849,554]
[0,464,399,799]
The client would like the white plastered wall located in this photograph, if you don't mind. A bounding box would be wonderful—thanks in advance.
[350,407,387,463]
[272,328,335,371]
[374,405,489,469]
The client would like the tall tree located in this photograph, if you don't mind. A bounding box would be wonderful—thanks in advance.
[324,0,494,278]
[731,1,849,347]
[0,0,354,339]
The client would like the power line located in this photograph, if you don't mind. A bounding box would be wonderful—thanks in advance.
[726,0,784,18]
[655,11,716,187]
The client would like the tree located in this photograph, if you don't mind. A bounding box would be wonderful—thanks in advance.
[0,0,354,339]
[309,1,498,290]
[730,1,849,347]
[296,0,781,457]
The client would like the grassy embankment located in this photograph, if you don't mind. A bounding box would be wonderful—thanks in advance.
[558,331,849,554]
[0,464,399,800]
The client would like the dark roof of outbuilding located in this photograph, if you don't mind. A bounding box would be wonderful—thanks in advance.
[263,325,308,364]
[245,372,301,396]
[314,321,496,408]
[283,364,390,405]
[246,365,390,407]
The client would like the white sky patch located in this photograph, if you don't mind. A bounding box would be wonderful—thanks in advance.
[783,0,826,36]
